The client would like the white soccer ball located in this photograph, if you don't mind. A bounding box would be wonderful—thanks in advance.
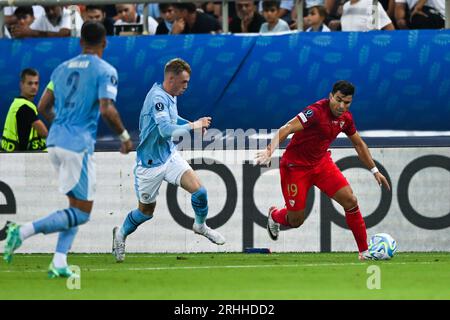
[368,233,398,260]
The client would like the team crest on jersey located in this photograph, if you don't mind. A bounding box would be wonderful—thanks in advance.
[110,75,118,86]
[340,121,345,128]
[155,102,164,111]
[304,109,314,118]
[289,200,295,207]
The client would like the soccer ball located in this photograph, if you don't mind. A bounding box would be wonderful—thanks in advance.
[368,233,398,260]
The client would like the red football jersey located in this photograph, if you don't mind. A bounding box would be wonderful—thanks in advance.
[282,98,357,167]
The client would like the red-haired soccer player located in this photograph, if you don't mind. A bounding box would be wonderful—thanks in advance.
[255,80,390,260]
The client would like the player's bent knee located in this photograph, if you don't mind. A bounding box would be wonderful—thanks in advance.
[70,207,90,226]
[345,196,358,210]
[139,202,156,216]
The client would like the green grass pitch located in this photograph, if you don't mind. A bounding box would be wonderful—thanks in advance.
[1,252,449,300]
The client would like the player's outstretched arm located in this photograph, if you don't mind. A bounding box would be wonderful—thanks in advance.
[348,132,391,191]
[255,115,304,166]
[190,117,211,130]
[99,98,133,154]
[37,88,56,123]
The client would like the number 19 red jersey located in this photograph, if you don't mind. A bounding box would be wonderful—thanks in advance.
[282,98,356,168]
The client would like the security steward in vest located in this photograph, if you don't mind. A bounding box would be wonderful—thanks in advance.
[1,68,48,152]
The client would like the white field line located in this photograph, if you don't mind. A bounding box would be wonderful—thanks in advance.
[9,253,450,258]
[0,261,438,273]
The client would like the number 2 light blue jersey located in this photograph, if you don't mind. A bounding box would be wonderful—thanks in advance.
[46,54,118,154]
[136,83,191,168]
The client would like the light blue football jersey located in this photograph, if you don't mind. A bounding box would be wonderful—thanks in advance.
[46,54,118,154]
[136,83,190,168]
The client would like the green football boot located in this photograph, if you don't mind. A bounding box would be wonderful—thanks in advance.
[3,223,22,263]
[47,263,79,279]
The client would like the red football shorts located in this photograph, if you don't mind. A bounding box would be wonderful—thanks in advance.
[279,154,349,211]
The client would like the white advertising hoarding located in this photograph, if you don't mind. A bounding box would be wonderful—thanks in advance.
[0,147,449,253]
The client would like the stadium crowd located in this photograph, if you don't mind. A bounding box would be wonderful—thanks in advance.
[1,0,446,38]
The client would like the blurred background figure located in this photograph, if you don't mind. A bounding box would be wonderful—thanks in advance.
[84,5,115,36]
[2,5,44,28]
[156,3,176,35]
[114,3,158,35]
[230,0,266,33]
[259,1,291,33]
[305,5,331,31]
[171,2,222,34]
[258,0,295,24]
[395,0,445,29]
[341,0,395,31]
[4,6,35,38]
[11,5,83,38]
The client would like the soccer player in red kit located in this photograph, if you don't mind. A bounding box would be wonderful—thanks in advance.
[255,80,390,260]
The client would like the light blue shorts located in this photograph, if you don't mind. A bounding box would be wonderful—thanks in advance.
[134,151,191,204]
[48,147,96,201]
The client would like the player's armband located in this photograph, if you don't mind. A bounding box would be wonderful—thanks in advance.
[46,81,54,92]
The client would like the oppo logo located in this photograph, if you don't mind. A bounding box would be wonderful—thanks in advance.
[0,181,16,215]
[166,155,450,251]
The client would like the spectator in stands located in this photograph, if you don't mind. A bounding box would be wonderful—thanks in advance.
[2,5,44,28]
[13,6,35,27]
[258,0,295,24]
[1,68,47,152]
[12,5,83,38]
[202,2,222,19]
[137,3,161,22]
[290,0,329,30]
[380,0,396,21]
[3,6,34,39]
[114,3,158,35]
[341,0,395,31]
[84,5,115,36]
[156,3,176,35]
[324,0,345,30]
[104,5,118,22]
[171,2,222,34]
[259,1,291,33]
[230,0,266,33]
[395,0,445,29]
[305,5,331,31]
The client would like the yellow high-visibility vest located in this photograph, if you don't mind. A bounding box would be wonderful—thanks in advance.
[1,97,46,152]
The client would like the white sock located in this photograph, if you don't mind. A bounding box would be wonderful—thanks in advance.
[19,223,35,241]
[52,252,68,268]
[194,223,206,231]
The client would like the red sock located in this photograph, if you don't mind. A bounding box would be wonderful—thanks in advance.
[271,208,290,226]
[345,206,368,252]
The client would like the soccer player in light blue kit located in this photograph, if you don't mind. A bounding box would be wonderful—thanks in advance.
[3,21,133,277]
[112,58,225,262]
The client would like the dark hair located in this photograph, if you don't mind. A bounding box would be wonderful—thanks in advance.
[309,5,327,19]
[20,68,39,81]
[332,80,355,96]
[159,3,174,12]
[85,5,106,12]
[172,2,197,13]
[262,1,280,11]
[14,6,34,18]
[81,21,106,46]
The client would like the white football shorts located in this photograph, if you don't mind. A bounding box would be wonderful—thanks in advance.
[134,151,191,204]
[48,146,96,201]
